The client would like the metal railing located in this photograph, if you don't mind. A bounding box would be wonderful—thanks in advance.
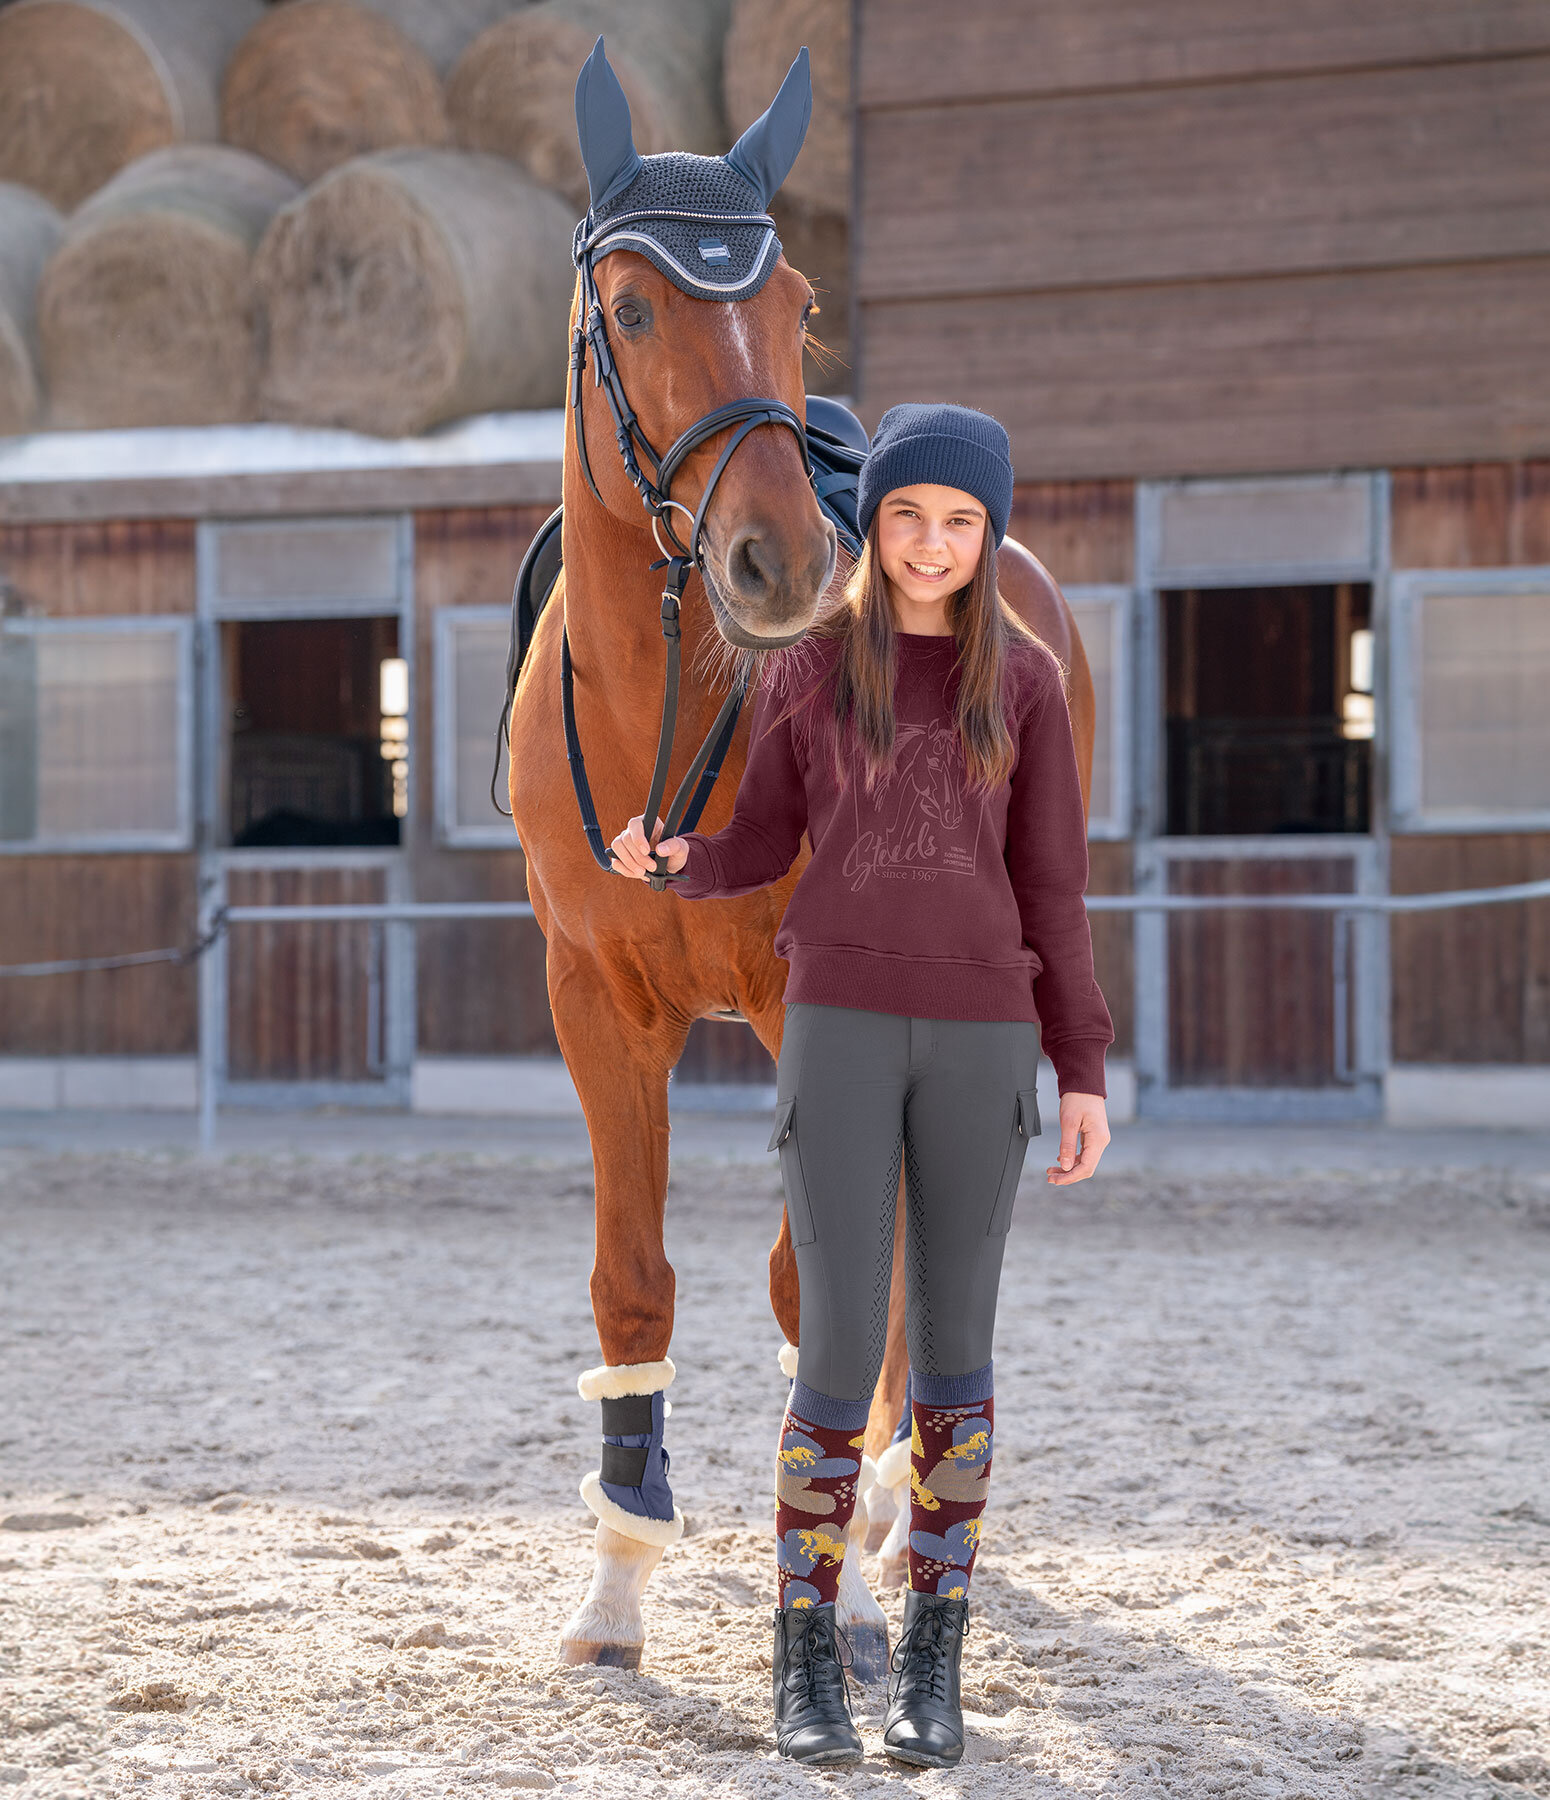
[7,877,1549,1148]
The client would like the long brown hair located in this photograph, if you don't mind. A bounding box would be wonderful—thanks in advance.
[771,518,1059,797]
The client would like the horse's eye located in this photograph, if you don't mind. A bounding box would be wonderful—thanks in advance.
[614,302,645,330]
[801,297,816,331]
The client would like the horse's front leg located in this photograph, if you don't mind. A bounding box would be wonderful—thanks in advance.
[549,942,688,1668]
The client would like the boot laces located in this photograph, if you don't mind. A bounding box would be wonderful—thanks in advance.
[781,1607,854,1714]
[891,1600,969,1703]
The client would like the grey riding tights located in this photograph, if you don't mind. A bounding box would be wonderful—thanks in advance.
[768,1001,1042,1403]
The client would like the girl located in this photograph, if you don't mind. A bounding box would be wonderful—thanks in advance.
[609,403,1113,1768]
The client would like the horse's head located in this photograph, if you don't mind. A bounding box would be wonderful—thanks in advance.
[569,39,838,652]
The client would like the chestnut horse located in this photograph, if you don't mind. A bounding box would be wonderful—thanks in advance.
[507,74,1095,1676]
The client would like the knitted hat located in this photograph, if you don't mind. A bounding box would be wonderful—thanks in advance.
[856,403,1014,546]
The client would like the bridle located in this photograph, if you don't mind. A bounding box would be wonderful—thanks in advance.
[564,206,817,891]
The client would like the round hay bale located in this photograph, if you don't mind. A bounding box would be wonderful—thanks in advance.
[254,148,576,436]
[221,0,449,186]
[724,0,849,214]
[771,195,849,394]
[359,0,531,75]
[0,0,265,212]
[0,182,64,433]
[447,0,733,212]
[37,145,299,428]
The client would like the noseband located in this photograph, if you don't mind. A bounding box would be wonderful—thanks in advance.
[564,209,816,891]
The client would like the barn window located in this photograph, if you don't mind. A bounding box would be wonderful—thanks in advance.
[1063,586,1130,839]
[0,617,194,851]
[433,606,516,848]
[1391,572,1550,831]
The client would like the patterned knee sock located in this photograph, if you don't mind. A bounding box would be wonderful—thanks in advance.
[907,1362,994,1599]
[775,1379,870,1610]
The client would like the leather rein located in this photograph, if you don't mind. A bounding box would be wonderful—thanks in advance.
[564,208,814,892]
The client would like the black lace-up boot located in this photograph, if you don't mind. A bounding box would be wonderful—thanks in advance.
[883,1588,970,1766]
[771,1604,863,1765]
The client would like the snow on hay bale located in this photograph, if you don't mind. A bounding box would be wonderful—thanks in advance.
[724,0,850,215]
[220,0,449,186]
[0,183,63,434]
[36,145,299,428]
[254,148,575,436]
[0,0,265,212]
[446,0,733,212]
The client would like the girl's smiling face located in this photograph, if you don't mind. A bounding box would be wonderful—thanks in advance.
[874,484,988,624]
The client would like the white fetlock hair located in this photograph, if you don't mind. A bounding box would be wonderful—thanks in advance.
[777,1342,799,1380]
[873,1437,912,1491]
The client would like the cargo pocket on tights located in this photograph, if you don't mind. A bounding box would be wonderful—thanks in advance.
[987,1087,1040,1236]
[767,1097,817,1246]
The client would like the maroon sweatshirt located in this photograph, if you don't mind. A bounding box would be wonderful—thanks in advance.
[672,630,1114,1096]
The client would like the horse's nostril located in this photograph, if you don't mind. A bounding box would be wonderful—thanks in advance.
[731,531,775,598]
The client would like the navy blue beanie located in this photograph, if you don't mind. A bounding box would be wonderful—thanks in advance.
[856,403,1014,547]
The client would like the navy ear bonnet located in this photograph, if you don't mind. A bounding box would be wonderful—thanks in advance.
[573,37,812,301]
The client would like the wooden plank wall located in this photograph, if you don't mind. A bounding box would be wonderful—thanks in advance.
[856,2,1550,477]
[0,520,198,1053]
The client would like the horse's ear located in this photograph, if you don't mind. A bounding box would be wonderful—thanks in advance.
[574,35,643,212]
[724,46,812,208]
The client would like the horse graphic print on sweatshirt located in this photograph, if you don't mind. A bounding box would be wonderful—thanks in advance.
[842,715,982,892]
[671,627,1114,1099]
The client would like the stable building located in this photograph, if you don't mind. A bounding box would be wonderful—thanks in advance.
[2,0,1548,1126]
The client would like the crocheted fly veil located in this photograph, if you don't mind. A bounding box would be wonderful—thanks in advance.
[573,36,813,300]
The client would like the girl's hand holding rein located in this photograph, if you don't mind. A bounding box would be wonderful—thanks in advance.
[1046,1092,1109,1185]
[609,813,689,880]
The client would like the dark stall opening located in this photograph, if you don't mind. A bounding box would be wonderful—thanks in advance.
[1164,583,1373,836]
[224,617,405,849]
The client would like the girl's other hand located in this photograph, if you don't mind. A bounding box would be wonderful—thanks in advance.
[608,814,689,880]
[1046,1092,1109,1185]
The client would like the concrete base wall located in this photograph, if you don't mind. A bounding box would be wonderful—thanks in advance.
[0,1058,199,1112]
[1384,1064,1550,1131]
[4,1056,1536,1129]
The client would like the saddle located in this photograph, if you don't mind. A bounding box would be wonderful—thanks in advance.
[491,395,870,816]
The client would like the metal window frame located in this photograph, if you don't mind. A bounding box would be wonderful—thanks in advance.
[193,514,416,1110]
[432,604,519,849]
[1131,472,1391,1120]
[1061,584,1132,842]
[0,614,196,855]
[1390,566,1550,834]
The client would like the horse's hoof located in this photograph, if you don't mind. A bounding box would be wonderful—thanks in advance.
[875,1551,907,1591]
[842,1619,890,1684]
[560,1639,643,1670]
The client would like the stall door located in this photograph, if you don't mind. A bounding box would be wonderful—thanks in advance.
[1135,839,1385,1119]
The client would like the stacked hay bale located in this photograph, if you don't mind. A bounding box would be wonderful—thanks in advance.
[0,0,854,433]
[0,184,62,434]
[220,0,450,185]
[254,148,574,435]
[36,146,299,428]
[446,0,732,210]
[0,0,264,210]
[724,0,851,389]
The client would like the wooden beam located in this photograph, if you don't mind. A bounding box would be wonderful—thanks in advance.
[858,0,1550,107]
[860,258,1550,480]
[860,56,1550,299]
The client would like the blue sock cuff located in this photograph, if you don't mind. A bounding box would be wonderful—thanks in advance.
[787,1379,871,1434]
[911,1361,994,1407]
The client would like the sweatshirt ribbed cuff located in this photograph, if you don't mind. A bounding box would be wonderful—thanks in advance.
[1050,1040,1110,1098]
[669,835,720,900]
